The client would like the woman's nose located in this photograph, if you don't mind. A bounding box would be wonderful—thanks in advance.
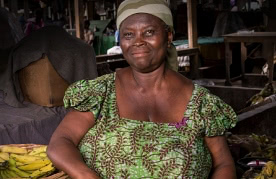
[133,34,145,47]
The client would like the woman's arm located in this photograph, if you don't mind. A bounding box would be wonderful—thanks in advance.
[205,136,236,179]
[47,110,100,179]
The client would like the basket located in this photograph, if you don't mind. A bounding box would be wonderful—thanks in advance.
[0,144,70,179]
[42,171,70,179]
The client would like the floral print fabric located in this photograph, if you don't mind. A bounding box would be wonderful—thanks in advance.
[63,73,237,179]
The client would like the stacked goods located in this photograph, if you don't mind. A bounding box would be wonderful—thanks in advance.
[246,83,275,107]
[255,161,276,179]
[227,134,276,161]
[0,144,56,178]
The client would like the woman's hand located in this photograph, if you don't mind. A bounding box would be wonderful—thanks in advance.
[205,136,237,179]
[47,110,100,179]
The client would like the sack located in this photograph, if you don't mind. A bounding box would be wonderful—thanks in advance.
[19,55,69,107]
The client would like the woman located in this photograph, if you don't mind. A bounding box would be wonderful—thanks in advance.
[47,0,237,178]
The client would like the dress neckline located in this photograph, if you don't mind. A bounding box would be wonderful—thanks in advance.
[112,72,198,125]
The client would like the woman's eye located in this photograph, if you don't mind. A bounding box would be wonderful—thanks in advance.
[123,32,133,38]
[145,30,154,37]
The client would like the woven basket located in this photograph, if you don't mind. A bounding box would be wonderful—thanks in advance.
[42,171,70,179]
[0,144,70,179]
[0,144,45,151]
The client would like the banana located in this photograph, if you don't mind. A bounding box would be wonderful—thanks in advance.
[9,166,30,178]
[5,169,20,178]
[15,161,26,166]
[273,165,276,178]
[28,146,47,156]
[18,158,51,171]
[0,160,8,169]
[0,152,9,161]
[0,171,5,179]
[30,163,55,178]
[255,175,265,179]
[8,157,16,166]
[0,146,28,154]
[0,158,5,163]
[10,153,41,164]
[36,152,47,157]
[0,170,8,179]
[266,161,276,168]
[260,161,275,177]
[262,166,273,176]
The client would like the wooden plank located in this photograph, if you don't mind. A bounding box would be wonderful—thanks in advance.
[96,48,199,64]
[74,0,84,39]
[223,32,276,43]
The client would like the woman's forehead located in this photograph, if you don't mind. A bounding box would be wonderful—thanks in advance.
[120,13,164,29]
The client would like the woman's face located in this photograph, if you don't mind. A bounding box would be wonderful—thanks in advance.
[120,13,173,73]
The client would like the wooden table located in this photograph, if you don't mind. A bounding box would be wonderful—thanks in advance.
[223,32,276,85]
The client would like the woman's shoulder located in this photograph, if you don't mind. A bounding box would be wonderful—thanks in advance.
[64,73,115,102]
[191,83,237,119]
[63,72,116,111]
[69,73,115,89]
[192,84,223,105]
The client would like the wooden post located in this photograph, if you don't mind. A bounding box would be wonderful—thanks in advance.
[74,0,84,39]
[68,0,72,29]
[187,0,199,79]
[240,42,247,80]
[225,42,232,86]
[1,0,4,8]
[87,1,94,20]
[24,0,29,19]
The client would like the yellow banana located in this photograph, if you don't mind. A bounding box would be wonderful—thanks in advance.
[9,166,30,178]
[36,152,47,157]
[30,163,55,178]
[0,158,5,163]
[263,166,273,176]
[18,158,51,171]
[273,165,276,178]
[28,146,47,156]
[10,153,41,164]
[0,146,27,154]
[257,175,265,179]
[261,161,275,177]
[15,161,26,166]
[0,152,9,161]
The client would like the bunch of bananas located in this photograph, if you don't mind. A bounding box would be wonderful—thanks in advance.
[249,134,276,161]
[255,161,276,179]
[0,145,56,178]
[246,83,275,106]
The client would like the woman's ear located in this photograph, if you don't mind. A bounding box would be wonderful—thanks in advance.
[167,31,173,47]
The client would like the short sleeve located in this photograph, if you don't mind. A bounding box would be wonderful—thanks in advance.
[63,75,109,119]
[200,93,237,137]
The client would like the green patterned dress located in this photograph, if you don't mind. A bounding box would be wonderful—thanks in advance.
[63,72,237,179]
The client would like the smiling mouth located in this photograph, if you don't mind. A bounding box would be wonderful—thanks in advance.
[132,51,150,57]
